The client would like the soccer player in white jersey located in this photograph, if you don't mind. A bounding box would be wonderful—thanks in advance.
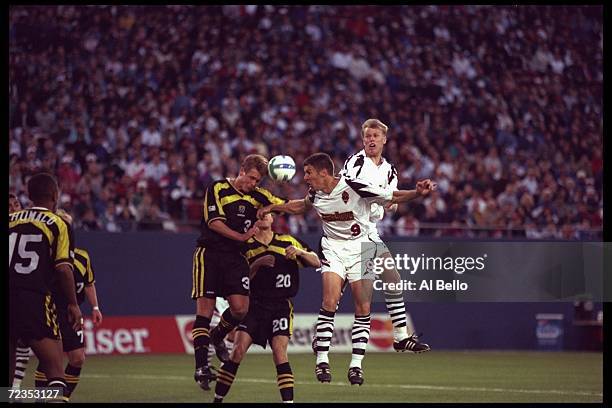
[340,118,431,353]
[257,153,435,385]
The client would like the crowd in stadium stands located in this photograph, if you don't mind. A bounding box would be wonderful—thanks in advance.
[9,5,602,239]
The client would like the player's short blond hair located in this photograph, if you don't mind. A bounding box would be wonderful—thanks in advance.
[241,154,269,177]
[361,118,389,137]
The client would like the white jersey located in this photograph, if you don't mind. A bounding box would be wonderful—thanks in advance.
[340,150,398,229]
[308,175,393,241]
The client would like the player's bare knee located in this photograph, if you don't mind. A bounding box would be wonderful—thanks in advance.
[68,349,86,367]
[231,308,248,320]
[322,298,339,311]
[354,303,371,316]
[230,344,247,363]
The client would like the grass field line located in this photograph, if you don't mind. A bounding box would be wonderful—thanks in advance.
[81,373,602,397]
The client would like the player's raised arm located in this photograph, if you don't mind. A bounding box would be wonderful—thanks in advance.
[389,179,437,204]
[257,194,312,219]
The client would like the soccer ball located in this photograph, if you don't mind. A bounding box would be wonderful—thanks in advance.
[268,155,296,182]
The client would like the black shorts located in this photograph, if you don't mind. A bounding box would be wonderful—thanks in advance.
[9,290,61,344]
[191,247,250,299]
[56,304,85,352]
[237,298,294,348]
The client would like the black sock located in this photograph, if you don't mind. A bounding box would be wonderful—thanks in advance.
[213,309,241,339]
[64,364,81,400]
[34,363,47,388]
[214,360,240,400]
[193,315,211,369]
[276,362,294,402]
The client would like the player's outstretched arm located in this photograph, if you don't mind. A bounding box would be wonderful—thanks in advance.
[209,219,258,242]
[285,246,321,268]
[257,196,312,219]
[390,179,437,204]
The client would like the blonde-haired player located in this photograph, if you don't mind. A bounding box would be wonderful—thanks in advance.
[339,118,431,353]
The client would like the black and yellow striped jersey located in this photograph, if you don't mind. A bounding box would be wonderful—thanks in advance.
[197,179,286,253]
[245,233,313,299]
[72,248,95,305]
[9,208,74,295]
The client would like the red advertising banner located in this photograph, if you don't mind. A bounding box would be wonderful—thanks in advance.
[82,314,412,355]
[83,316,184,355]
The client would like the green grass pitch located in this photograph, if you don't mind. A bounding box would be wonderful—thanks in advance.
[21,351,602,403]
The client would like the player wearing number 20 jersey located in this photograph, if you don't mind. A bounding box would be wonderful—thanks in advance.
[191,179,286,299]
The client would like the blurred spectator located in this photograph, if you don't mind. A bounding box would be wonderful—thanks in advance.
[8,5,602,240]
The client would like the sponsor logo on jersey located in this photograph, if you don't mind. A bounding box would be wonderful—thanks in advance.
[320,211,355,222]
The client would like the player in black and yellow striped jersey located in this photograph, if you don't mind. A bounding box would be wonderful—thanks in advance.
[31,209,103,401]
[192,154,286,389]
[213,213,320,403]
[9,173,82,401]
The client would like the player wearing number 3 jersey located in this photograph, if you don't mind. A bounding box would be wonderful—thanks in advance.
[190,154,287,390]
[257,153,436,386]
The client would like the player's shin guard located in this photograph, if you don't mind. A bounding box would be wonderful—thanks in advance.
[13,346,31,388]
[34,365,48,388]
[315,308,335,364]
[47,378,69,402]
[214,361,240,402]
[384,291,408,341]
[193,315,211,369]
[64,364,81,400]
[214,309,242,339]
[350,314,371,369]
[276,362,294,403]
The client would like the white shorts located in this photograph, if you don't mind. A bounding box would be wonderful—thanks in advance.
[211,297,230,327]
[367,229,391,255]
[318,235,386,283]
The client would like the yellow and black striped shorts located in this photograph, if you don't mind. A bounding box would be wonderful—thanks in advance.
[9,290,61,343]
[191,246,250,299]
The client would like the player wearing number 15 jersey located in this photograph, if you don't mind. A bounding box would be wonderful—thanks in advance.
[191,154,286,390]
[213,213,320,403]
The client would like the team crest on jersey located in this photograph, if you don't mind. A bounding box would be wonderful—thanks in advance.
[342,191,349,204]
[238,205,246,214]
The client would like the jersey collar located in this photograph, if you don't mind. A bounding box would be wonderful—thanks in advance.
[357,149,386,167]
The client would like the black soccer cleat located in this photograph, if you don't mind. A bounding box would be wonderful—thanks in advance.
[393,333,431,353]
[210,327,231,363]
[195,366,217,390]
[315,362,332,383]
[347,367,364,386]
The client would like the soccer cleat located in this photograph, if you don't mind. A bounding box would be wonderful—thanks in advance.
[393,333,431,353]
[210,327,231,363]
[315,362,332,383]
[194,366,217,390]
[347,367,364,386]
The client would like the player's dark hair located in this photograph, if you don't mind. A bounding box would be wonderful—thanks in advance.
[241,154,269,177]
[304,153,334,175]
[27,172,59,204]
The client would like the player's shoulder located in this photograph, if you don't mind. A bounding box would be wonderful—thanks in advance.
[74,247,91,260]
[345,150,366,167]
[274,233,299,245]
[210,179,231,189]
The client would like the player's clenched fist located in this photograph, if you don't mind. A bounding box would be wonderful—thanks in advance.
[416,179,437,196]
